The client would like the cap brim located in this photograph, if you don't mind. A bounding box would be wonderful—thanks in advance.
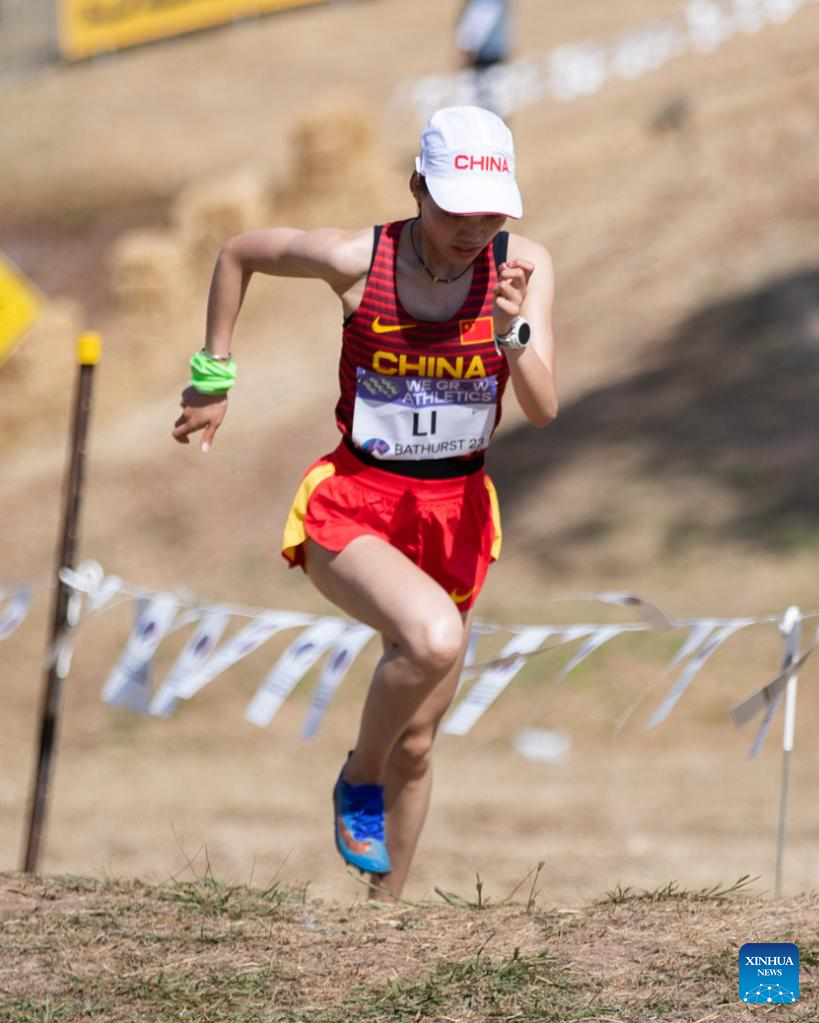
[425,173,522,220]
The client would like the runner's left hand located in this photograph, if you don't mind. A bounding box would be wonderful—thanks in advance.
[493,259,534,335]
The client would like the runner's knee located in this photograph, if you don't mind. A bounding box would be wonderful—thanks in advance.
[405,609,464,678]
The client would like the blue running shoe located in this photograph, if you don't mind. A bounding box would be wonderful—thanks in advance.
[333,768,391,876]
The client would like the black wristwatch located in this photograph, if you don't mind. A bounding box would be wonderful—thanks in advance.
[494,316,531,351]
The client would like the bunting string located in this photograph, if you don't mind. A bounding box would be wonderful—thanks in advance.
[1,560,818,758]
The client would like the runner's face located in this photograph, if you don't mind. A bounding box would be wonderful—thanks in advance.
[419,196,507,266]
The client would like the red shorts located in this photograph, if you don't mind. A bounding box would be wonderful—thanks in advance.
[281,442,502,612]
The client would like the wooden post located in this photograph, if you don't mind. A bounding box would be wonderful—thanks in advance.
[23,331,101,873]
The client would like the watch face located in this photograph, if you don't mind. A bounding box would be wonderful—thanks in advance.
[518,320,531,344]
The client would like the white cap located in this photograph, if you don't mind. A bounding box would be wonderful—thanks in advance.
[415,106,522,219]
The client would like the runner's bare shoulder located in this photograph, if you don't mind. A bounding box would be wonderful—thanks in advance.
[295,226,375,294]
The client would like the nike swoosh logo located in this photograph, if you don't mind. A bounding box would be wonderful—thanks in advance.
[372,315,417,334]
[450,586,477,606]
[338,819,371,855]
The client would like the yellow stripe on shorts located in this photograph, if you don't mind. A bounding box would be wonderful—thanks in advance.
[484,476,503,560]
[281,462,337,564]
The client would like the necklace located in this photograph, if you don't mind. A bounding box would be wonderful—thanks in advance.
[409,218,477,284]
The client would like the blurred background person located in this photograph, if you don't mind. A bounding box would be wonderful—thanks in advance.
[455,0,512,113]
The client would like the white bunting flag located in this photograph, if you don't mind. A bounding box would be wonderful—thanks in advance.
[245,618,349,728]
[661,620,718,674]
[172,611,313,700]
[457,622,507,683]
[102,594,178,710]
[44,585,90,683]
[450,624,487,698]
[731,626,819,729]
[49,565,127,682]
[59,561,124,615]
[4,560,818,742]
[647,619,753,728]
[461,624,596,676]
[442,626,556,736]
[550,624,628,688]
[614,620,717,733]
[301,623,377,739]
[85,575,125,614]
[149,609,232,717]
[0,586,32,641]
[127,660,152,714]
[592,592,674,630]
[464,624,481,668]
[747,683,785,759]
[467,625,621,741]
[748,687,783,758]
[746,609,801,758]
[51,590,85,681]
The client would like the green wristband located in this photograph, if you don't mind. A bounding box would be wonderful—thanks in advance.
[189,350,237,394]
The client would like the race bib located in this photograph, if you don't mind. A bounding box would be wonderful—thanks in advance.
[351,368,497,460]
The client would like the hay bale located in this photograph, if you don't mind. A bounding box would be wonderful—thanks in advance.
[170,169,271,272]
[107,228,188,315]
[291,98,375,188]
[280,96,396,225]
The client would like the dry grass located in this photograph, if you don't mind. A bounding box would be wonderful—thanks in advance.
[1,871,816,1021]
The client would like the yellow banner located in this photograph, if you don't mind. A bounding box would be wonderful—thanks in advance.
[0,254,41,365]
[58,0,328,61]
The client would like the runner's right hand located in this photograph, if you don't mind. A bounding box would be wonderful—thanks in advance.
[172,386,227,452]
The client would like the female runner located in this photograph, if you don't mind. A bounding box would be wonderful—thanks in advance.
[172,106,558,900]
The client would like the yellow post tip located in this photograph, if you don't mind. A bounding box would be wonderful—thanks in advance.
[77,331,101,365]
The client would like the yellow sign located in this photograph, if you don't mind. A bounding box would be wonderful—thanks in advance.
[58,0,328,60]
[0,254,41,364]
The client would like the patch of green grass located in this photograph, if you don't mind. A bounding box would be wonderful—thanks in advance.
[688,946,739,984]
[600,874,758,905]
[5,952,608,1023]
[119,967,286,1022]
[434,863,548,913]
[44,874,106,895]
[639,998,684,1016]
[798,944,819,969]
[0,1001,75,1023]
[35,965,295,1023]
[293,946,615,1023]
[434,872,489,910]
[155,874,300,920]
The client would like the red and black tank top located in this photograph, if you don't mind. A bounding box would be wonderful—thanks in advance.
[336,219,510,478]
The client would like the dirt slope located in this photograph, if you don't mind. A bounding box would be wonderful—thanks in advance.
[1,873,817,1021]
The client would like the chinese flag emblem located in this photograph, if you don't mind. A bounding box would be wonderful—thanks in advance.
[459,316,494,346]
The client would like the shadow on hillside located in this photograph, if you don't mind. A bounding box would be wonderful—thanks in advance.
[487,266,819,550]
